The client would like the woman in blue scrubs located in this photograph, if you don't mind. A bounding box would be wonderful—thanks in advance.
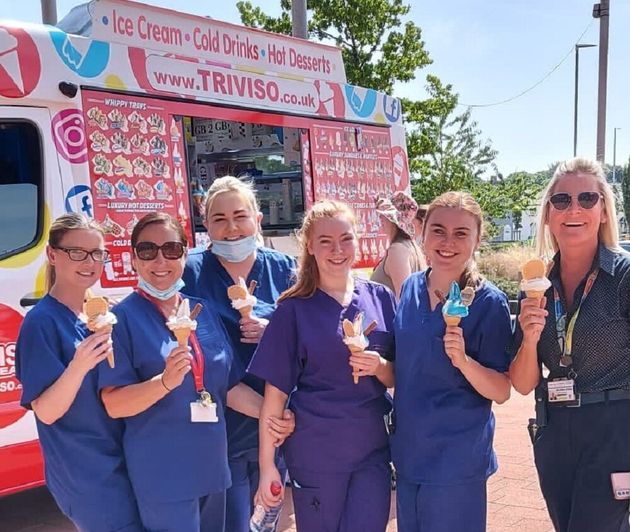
[250,200,396,532]
[15,213,142,532]
[100,212,234,532]
[182,176,296,531]
[392,192,513,532]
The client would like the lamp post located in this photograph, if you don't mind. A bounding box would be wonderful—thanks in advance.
[613,127,621,182]
[573,43,596,157]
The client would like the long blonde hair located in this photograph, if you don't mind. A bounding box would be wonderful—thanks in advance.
[278,200,357,302]
[45,213,104,292]
[423,191,484,288]
[535,157,619,258]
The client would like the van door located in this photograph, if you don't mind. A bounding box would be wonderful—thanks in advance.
[0,106,63,495]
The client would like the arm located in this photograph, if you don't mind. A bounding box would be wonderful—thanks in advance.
[227,382,262,418]
[256,383,288,509]
[509,297,547,395]
[101,345,191,418]
[444,326,511,404]
[32,331,112,425]
[385,243,413,300]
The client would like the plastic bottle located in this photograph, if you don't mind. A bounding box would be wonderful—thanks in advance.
[249,480,283,532]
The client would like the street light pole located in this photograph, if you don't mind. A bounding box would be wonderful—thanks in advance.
[594,0,610,163]
[291,0,307,39]
[613,127,621,182]
[573,44,596,157]
[40,0,57,25]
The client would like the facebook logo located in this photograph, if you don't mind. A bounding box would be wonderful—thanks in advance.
[65,185,94,218]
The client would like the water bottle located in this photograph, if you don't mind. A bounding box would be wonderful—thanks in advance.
[249,480,283,532]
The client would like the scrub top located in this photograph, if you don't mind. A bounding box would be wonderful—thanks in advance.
[392,271,512,485]
[98,292,233,503]
[248,278,396,474]
[183,247,296,458]
[15,295,138,522]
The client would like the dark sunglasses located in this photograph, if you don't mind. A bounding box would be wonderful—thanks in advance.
[549,191,602,211]
[53,247,110,262]
[134,241,185,261]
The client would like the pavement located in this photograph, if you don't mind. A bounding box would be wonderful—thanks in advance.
[0,391,553,532]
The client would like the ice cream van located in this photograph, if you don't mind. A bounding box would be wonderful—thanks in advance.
[0,0,411,495]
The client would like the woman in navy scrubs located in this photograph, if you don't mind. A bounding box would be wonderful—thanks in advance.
[15,213,142,532]
[182,176,296,531]
[250,200,396,532]
[100,212,234,532]
[392,192,512,532]
[510,158,630,532]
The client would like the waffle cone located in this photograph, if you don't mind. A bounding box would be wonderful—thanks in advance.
[173,327,192,347]
[443,315,461,327]
[238,306,253,319]
[525,290,545,300]
[106,350,115,369]
[353,370,359,384]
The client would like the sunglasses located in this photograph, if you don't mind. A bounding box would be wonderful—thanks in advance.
[53,247,110,262]
[549,191,602,211]
[134,241,185,261]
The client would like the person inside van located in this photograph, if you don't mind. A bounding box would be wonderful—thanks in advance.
[15,213,143,532]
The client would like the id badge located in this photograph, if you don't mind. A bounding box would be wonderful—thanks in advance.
[611,472,630,500]
[190,401,218,423]
[547,378,576,403]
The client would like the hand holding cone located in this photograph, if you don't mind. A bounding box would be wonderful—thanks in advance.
[83,295,117,368]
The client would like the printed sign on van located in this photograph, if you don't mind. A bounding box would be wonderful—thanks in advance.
[0,304,23,409]
[81,90,192,288]
[91,0,346,83]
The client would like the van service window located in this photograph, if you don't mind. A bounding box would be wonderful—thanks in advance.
[0,121,43,260]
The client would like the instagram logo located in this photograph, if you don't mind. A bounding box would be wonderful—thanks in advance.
[52,108,88,164]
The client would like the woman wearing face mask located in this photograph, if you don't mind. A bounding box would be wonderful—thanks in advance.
[510,158,630,532]
[392,192,512,532]
[182,176,296,531]
[250,200,396,532]
[99,212,238,532]
[15,213,142,532]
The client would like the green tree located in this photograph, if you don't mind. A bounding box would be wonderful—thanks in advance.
[236,0,431,93]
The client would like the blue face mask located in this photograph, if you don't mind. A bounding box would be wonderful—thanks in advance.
[137,276,185,301]
[211,235,258,263]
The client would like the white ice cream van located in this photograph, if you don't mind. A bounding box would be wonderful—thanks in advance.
[0,0,411,495]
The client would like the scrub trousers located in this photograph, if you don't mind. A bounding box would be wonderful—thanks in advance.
[535,400,630,532]
[395,476,487,532]
[137,491,226,532]
[289,461,391,532]
[225,448,287,532]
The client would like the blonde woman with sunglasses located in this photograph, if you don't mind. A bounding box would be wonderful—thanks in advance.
[510,158,630,532]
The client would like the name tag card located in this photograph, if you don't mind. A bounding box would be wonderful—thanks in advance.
[547,379,576,403]
[190,401,218,423]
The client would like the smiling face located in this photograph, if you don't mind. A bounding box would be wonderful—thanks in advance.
[205,190,262,243]
[423,207,480,276]
[132,223,186,291]
[546,172,606,251]
[46,229,106,290]
[307,214,357,283]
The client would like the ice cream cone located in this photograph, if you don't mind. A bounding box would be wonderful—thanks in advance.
[106,350,115,369]
[443,315,461,327]
[525,290,545,300]
[174,327,192,347]
[237,306,253,319]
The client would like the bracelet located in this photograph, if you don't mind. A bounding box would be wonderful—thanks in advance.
[160,374,172,392]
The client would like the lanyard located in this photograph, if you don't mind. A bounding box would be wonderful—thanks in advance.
[553,269,598,368]
[136,289,210,400]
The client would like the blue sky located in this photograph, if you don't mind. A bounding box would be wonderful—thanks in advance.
[9,0,630,175]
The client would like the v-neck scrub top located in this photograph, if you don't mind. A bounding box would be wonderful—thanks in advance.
[248,278,396,473]
[182,247,296,458]
[15,295,139,527]
[98,292,233,503]
[392,271,513,485]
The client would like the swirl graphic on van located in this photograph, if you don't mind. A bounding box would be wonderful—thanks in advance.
[344,86,377,118]
[49,28,110,78]
[52,109,88,163]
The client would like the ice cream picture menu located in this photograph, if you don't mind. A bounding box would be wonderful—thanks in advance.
[82,90,191,288]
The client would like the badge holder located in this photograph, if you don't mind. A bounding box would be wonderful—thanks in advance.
[547,377,580,407]
[190,390,218,423]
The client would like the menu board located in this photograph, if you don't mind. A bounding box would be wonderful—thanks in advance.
[82,90,192,288]
[310,124,395,268]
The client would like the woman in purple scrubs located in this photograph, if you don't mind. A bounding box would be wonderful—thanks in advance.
[249,200,396,532]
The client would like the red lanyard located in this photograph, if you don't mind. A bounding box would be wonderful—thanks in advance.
[136,289,207,395]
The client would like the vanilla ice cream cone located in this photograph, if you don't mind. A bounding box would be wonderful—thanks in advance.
[173,327,192,347]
